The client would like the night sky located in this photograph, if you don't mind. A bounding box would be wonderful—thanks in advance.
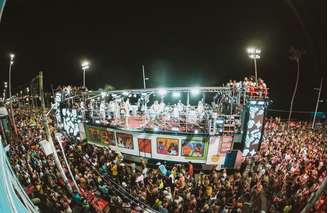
[0,0,326,115]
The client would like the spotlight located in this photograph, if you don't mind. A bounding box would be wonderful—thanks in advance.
[158,88,167,96]
[191,87,200,96]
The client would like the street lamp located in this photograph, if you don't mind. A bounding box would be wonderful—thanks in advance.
[312,78,323,129]
[142,65,149,89]
[247,47,261,82]
[81,60,90,88]
[8,53,17,133]
[9,53,14,106]
[3,82,7,100]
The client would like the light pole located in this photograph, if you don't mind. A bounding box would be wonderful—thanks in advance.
[3,81,7,100]
[26,87,30,107]
[288,47,305,123]
[81,60,90,88]
[8,53,17,134]
[142,64,149,89]
[247,47,261,82]
[312,78,323,129]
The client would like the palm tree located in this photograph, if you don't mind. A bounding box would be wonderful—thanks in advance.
[103,84,115,91]
[288,47,305,122]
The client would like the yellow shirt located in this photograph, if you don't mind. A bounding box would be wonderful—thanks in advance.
[111,164,118,176]
[206,186,212,197]
[159,180,164,189]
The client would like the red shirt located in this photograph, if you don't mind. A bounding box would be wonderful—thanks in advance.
[188,163,193,177]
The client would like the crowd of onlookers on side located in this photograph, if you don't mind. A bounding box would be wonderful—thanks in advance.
[6,108,326,213]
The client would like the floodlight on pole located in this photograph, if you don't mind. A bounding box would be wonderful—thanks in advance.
[81,60,90,88]
[312,78,323,129]
[3,82,7,100]
[10,54,15,64]
[8,52,17,134]
[142,65,149,89]
[247,47,261,81]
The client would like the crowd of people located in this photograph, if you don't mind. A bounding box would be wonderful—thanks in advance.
[226,77,268,99]
[56,85,87,98]
[5,107,326,213]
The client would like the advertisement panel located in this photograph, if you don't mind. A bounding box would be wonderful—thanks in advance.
[181,137,207,160]
[206,136,221,165]
[220,136,233,154]
[138,138,151,153]
[61,108,81,137]
[85,125,115,146]
[157,137,179,156]
[243,104,265,156]
[116,132,133,149]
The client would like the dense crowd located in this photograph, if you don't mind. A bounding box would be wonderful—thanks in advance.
[6,108,326,213]
[8,109,76,212]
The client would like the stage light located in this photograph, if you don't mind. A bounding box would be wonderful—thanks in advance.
[194,130,199,134]
[250,101,256,105]
[258,101,265,105]
[122,91,129,96]
[172,91,181,98]
[191,87,200,96]
[171,127,179,131]
[216,119,224,124]
[158,88,167,96]
[153,127,159,131]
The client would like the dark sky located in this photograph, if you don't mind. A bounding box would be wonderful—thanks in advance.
[0,0,326,113]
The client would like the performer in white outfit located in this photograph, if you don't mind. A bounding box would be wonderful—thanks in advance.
[177,100,184,112]
[100,101,106,121]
